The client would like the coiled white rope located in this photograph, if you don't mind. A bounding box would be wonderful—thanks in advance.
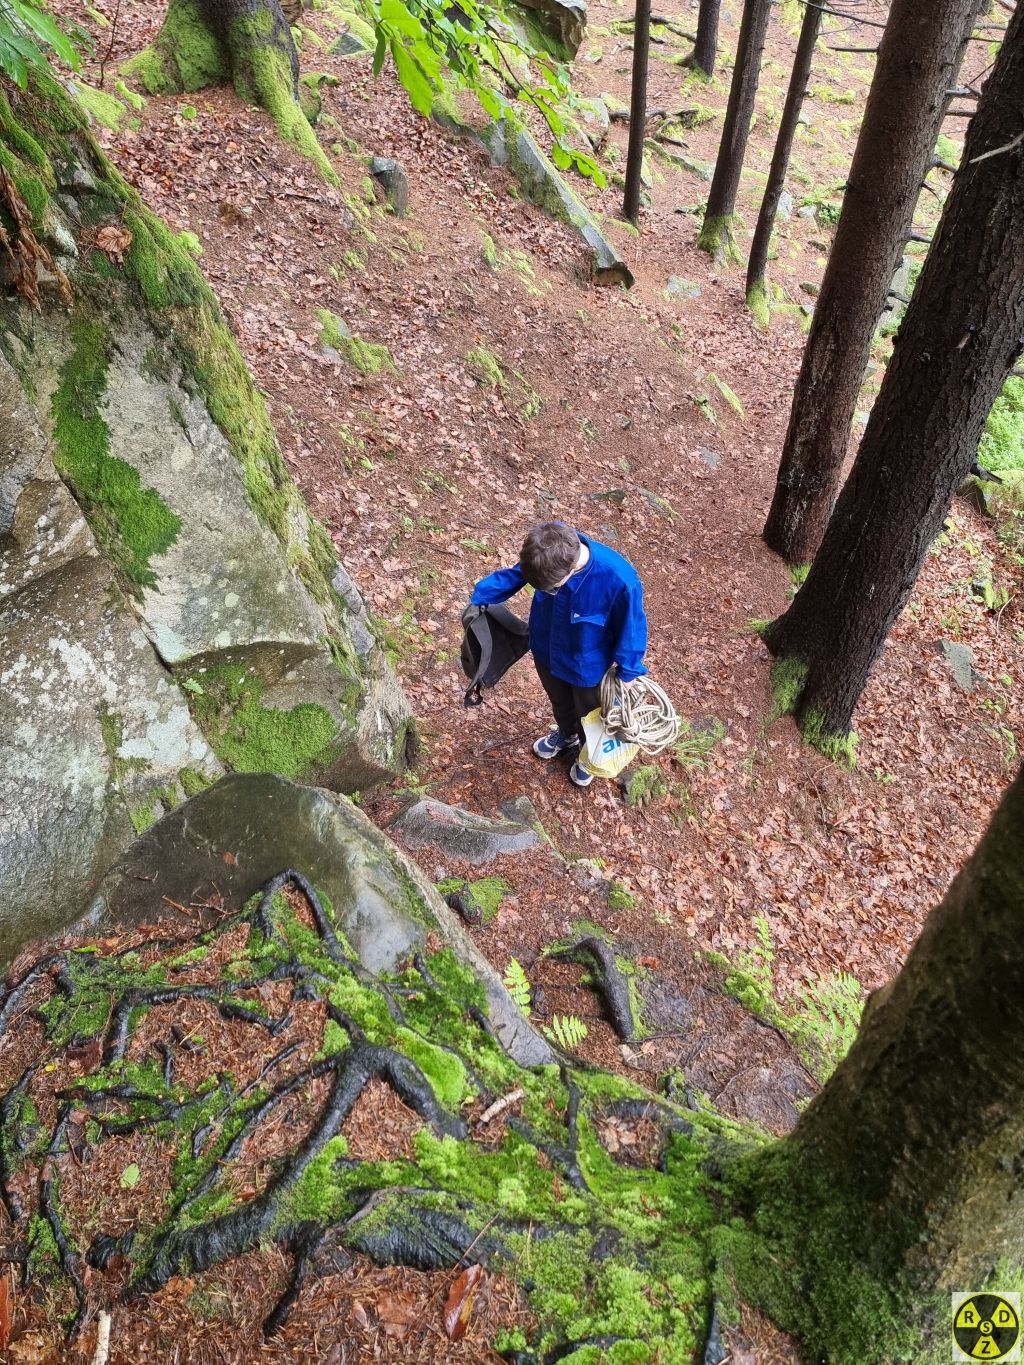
[599,668,681,755]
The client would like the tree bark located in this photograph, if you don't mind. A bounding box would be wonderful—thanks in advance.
[124,0,337,182]
[762,0,1024,741]
[762,0,985,563]
[698,0,772,263]
[125,0,299,102]
[683,0,721,79]
[742,765,1024,1360]
[622,0,652,224]
[745,0,822,320]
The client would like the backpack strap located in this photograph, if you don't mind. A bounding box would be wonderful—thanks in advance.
[463,611,494,707]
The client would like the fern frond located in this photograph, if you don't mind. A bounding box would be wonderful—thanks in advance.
[544,1014,589,1050]
[503,958,532,1011]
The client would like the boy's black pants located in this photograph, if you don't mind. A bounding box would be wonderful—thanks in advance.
[535,660,601,747]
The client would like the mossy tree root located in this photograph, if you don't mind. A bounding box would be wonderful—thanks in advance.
[0,869,741,1359]
[546,933,642,1042]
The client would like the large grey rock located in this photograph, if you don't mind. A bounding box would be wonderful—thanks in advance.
[101,326,327,669]
[391,796,544,865]
[0,552,222,960]
[479,116,633,287]
[84,774,555,1067]
[8,307,412,792]
[0,352,223,954]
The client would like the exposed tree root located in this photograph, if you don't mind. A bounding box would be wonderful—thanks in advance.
[546,932,643,1042]
[0,870,747,1360]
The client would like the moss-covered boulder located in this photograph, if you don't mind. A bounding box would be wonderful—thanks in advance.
[0,72,412,949]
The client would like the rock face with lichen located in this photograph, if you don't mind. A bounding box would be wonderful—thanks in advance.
[0,73,412,949]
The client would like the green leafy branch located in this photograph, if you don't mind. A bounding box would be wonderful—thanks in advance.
[0,0,78,86]
[359,0,605,184]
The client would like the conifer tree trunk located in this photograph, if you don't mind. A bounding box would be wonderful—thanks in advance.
[762,0,1024,744]
[622,0,652,224]
[745,0,822,323]
[698,0,772,262]
[683,0,721,79]
[741,763,1024,1361]
[762,0,985,563]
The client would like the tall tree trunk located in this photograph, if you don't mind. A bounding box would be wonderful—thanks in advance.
[622,0,652,224]
[761,0,1024,743]
[762,0,985,564]
[745,0,822,324]
[123,0,336,182]
[682,0,721,79]
[737,764,1024,1361]
[698,0,772,263]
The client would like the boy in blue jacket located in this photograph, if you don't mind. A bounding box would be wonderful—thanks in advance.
[469,522,648,788]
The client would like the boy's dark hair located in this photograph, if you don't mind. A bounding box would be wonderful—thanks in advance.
[520,522,580,592]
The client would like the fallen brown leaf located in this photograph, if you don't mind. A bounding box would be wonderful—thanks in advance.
[443,1263,483,1342]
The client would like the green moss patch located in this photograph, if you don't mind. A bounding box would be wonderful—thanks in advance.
[436,876,509,922]
[317,308,396,375]
[184,663,341,780]
[51,315,182,592]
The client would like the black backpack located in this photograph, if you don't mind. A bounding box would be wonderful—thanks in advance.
[460,604,531,706]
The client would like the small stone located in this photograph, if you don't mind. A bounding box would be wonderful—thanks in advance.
[55,193,82,223]
[666,276,702,301]
[697,447,720,469]
[939,640,982,692]
[797,204,817,219]
[61,164,96,195]
[48,219,78,259]
[777,189,794,222]
[391,797,543,865]
[369,156,409,217]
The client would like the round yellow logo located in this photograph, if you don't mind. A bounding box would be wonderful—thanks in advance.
[954,1294,1021,1361]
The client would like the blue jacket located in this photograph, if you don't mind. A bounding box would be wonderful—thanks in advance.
[471,534,648,687]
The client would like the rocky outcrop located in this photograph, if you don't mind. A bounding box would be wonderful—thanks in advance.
[0,76,412,942]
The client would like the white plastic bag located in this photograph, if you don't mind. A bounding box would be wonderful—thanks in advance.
[580,707,640,780]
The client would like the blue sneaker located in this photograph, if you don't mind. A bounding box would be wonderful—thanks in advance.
[569,759,594,788]
[533,729,579,760]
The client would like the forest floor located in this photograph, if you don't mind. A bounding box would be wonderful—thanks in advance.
[26,0,1024,1357]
